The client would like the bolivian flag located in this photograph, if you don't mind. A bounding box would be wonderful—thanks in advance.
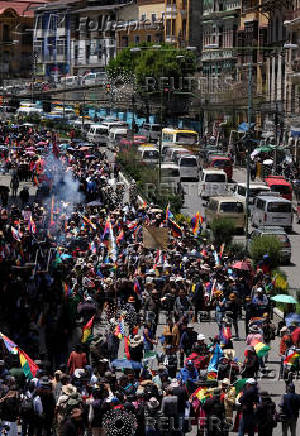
[253,340,270,358]
[19,349,39,379]
[284,352,300,365]
[81,315,95,343]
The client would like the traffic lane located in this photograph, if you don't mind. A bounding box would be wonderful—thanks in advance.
[280,221,300,288]
[181,182,204,216]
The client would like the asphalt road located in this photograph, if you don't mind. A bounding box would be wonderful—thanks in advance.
[181,167,300,290]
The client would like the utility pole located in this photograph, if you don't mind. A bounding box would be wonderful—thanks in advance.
[246,56,253,253]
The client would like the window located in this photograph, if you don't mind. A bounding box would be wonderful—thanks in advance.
[180,158,197,167]
[176,133,197,145]
[141,13,146,21]
[134,36,140,44]
[57,40,65,56]
[122,36,128,47]
[143,150,159,159]
[3,25,10,43]
[152,14,157,22]
[256,199,265,210]
[267,202,291,213]
[147,34,152,43]
[220,202,244,213]
[270,185,291,195]
[205,174,226,183]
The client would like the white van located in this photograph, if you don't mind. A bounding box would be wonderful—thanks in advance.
[108,128,128,150]
[138,146,159,165]
[164,147,190,163]
[177,154,199,181]
[233,183,271,211]
[61,76,80,87]
[160,163,181,194]
[206,196,246,234]
[200,169,228,200]
[140,123,161,142]
[251,193,293,233]
[87,124,109,146]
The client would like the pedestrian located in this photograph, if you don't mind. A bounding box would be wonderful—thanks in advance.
[280,383,300,436]
[67,345,87,375]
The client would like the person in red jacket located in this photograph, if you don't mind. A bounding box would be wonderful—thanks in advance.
[67,345,87,375]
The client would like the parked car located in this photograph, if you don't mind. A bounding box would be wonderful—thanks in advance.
[251,225,292,264]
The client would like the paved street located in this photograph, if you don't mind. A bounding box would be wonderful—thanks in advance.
[182,167,300,290]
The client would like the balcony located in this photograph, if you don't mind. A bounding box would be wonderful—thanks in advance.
[204,0,241,16]
[201,48,235,61]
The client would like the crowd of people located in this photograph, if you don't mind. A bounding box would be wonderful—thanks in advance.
[0,123,299,436]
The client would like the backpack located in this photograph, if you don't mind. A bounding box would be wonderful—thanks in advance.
[21,396,34,416]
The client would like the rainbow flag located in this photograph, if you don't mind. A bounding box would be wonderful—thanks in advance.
[191,211,200,235]
[29,216,36,234]
[83,216,96,231]
[133,278,141,295]
[284,352,300,365]
[166,202,173,221]
[114,316,125,339]
[169,219,182,238]
[0,332,18,354]
[116,230,124,245]
[19,350,39,379]
[0,333,39,378]
[102,218,110,247]
[253,341,270,358]
[64,282,72,298]
[81,315,95,343]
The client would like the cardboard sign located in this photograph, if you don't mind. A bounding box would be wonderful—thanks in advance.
[143,226,168,250]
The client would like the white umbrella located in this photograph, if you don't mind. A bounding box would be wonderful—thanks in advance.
[263,159,273,165]
[251,149,259,159]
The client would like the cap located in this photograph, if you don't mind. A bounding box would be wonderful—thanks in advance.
[246,378,256,385]
[197,334,205,341]
[257,287,263,293]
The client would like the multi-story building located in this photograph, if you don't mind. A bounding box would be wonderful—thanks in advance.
[201,0,241,97]
[0,0,45,81]
[284,2,300,118]
[33,0,133,79]
[117,0,165,50]
[164,0,202,48]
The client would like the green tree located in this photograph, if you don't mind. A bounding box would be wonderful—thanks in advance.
[250,235,281,269]
[107,43,196,95]
[210,218,235,246]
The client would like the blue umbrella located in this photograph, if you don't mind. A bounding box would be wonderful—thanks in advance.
[285,313,300,327]
[60,254,72,260]
[111,359,143,370]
